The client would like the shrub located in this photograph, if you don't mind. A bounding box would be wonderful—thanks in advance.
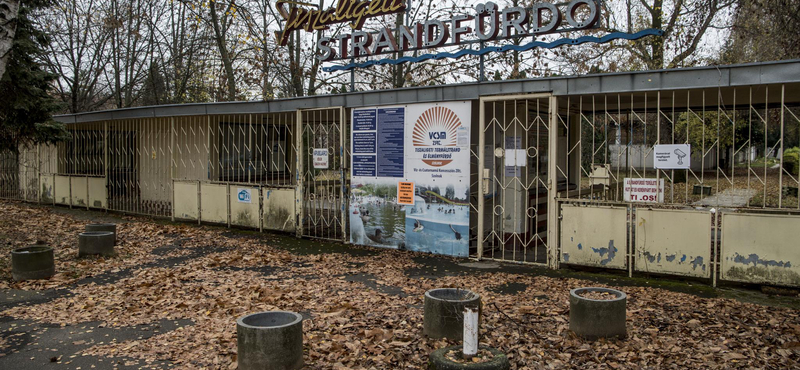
[784,147,800,176]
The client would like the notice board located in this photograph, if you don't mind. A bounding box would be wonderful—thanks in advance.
[349,102,471,257]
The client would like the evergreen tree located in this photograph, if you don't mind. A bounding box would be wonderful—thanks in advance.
[0,0,66,154]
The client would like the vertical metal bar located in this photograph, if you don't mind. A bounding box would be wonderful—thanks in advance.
[656,91,661,200]
[104,121,108,210]
[171,117,175,221]
[477,98,485,260]
[37,143,41,204]
[296,109,304,238]
[779,85,785,208]
[548,96,559,269]
[340,107,346,242]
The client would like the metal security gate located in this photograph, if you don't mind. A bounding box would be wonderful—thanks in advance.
[297,107,348,241]
[477,94,557,266]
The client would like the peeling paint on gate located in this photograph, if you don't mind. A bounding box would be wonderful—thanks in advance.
[721,213,800,287]
[634,209,711,278]
[590,240,618,266]
[731,253,792,268]
[559,205,627,270]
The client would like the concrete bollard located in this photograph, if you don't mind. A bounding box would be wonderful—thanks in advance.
[424,288,481,340]
[237,311,303,370]
[569,287,627,340]
[85,223,117,245]
[78,231,116,257]
[11,246,55,281]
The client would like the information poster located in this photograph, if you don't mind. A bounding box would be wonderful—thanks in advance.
[350,102,471,257]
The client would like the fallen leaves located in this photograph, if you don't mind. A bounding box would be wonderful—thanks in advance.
[1,200,799,369]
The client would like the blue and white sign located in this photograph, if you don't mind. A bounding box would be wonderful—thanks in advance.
[237,188,252,204]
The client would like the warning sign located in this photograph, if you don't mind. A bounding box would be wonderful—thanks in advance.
[397,181,415,205]
[623,178,664,203]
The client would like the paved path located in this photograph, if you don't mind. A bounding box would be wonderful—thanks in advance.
[694,188,757,207]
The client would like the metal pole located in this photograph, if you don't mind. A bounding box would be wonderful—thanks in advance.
[477,98,485,260]
[349,59,355,92]
[547,96,559,269]
[296,109,304,238]
[479,41,485,82]
[171,117,175,221]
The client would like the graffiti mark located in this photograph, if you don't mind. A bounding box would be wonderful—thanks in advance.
[731,253,792,268]
[562,253,570,262]
[577,243,583,250]
[666,254,676,262]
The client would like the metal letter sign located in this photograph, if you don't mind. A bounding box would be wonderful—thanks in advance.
[274,0,663,71]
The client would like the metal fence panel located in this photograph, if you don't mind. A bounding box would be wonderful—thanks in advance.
[720,212,800,287]
[200,183,228,224]
[634,208,712,278]
[263,188,297,232]
[174,181,199,220]
[560,204,628,269]
[70,176,88,207]
[88,176,106,208]
[230,185,260,229]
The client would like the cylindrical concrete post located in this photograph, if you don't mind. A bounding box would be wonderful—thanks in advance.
[78,231,116,257]
[237,311,303,370]
[569,287,627,340]
[85,223,117,245]
[424,288,481,340]
[11,246,55,281]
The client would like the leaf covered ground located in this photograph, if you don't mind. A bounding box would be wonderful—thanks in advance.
[1,200,799,369]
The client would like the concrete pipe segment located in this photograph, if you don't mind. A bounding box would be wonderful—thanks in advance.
[11,246,55,281]
[429,345,510,370]
[85,223,117,245]
[77,231,116,257]
[569,287,627,340]
[424,288,481,340]
[237,311,304,370]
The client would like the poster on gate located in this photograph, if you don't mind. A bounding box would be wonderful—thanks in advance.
[349,102,471,257]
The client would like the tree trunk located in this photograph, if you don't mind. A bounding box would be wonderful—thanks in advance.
[649,0,665,69]
[392,11,405,88]
[0,0,21,80]
[209,0,237,101]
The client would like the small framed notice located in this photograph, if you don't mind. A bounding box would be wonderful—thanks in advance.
[313,148,329,169]
[654,144,691,169]
[397,181,415,205]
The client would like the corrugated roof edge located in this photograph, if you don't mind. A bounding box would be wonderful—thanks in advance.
[54,59,800,124]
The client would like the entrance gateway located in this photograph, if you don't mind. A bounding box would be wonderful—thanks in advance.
[295,94,565,268]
